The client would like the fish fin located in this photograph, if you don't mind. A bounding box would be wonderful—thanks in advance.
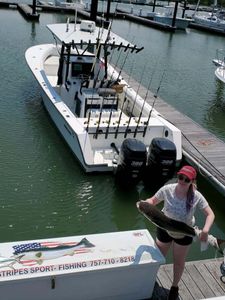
[36,252,42,258]
[200,241,208,252]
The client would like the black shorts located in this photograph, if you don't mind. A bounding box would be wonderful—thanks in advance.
[156,227,193,246]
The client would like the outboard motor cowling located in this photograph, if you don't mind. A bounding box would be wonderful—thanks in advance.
[115,139,147,187]
[143,138,177,188]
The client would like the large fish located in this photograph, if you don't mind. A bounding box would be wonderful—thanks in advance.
[137,200,225,254]
[13,237,95,265]
[137,200,196,237]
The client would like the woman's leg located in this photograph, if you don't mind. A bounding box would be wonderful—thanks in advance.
[156,238,172,257]
[172,243,190,287]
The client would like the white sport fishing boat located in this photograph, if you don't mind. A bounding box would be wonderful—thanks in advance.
[25,20,182,186]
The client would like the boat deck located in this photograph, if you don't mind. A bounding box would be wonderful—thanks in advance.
[120,72,225,195]
[153,258,225,299]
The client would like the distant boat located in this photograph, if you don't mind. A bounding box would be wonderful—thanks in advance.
[192,13,225,32]
[147,6,192,30]
[54,0,85,10]
[212,49,225,67]
[215,65,225,83]
[191,0,225,33]
[213,49,225,83]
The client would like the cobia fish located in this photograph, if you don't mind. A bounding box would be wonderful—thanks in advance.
[137,200,196,237]
[13,237,95,265]
[137,201,225,254]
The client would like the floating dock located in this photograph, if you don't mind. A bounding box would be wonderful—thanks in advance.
[120,71,225,196]
[115,8,176,32]
[189,22,225,36]
[17,4,40,20]
[154,258,225,299]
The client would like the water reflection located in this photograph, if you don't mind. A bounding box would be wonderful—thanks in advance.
[30,21,37,40]
[204,78,225,139]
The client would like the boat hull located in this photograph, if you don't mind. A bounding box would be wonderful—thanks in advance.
[41,90,112,173]
[154,16,191,29]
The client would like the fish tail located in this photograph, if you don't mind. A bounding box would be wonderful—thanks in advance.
[78,238,95,248]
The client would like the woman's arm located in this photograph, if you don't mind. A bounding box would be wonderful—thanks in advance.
[144,196,161,206]
[200,205,215,241]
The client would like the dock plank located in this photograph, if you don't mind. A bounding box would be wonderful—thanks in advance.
[154,258,225,300]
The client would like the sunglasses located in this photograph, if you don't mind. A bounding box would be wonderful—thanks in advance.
[178,174,191,183]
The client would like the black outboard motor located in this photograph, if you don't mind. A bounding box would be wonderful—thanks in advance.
[115,139,147,188]
[143,138,177,188]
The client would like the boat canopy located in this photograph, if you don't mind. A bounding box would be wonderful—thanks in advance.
[47,22,143,52]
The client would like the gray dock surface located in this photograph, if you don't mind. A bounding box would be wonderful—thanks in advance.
[153,258,225,299]
[120,72,225,195]
[17,3,40,20]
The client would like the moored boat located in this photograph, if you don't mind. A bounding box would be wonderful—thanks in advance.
[213,48,225,67]
[151,6,192,30]
[54,0,85,10]
[25,19,182,186]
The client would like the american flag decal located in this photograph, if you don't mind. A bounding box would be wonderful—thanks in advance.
[13,243,42,255]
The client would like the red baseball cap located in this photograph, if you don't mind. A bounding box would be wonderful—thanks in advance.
[177,165,197,181]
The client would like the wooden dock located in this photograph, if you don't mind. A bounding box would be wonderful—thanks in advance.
[17,3,40,20]
[153,258,225,299]
[119,72,225,196]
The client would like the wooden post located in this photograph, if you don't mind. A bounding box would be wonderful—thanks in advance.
[182,0,186,18]
[152,0,156,12]
[106,0,111,21]
[32,0,36,15]
[171,0,178,27]
[90,0,98,22]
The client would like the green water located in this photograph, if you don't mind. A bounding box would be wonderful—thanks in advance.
[0,7,225,264]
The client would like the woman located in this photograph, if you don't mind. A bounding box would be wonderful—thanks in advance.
[142,165,215,300]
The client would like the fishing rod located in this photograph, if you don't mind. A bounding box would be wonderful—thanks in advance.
[109,43,131,87]
[133,64,157,138]
[94,97,106,139]
[107,44,124,87]
[124,64,146,138]
[105,93,116,139]
[114,57,136,139]
[85,23,109,131]
[92,18,114,89]
[64,44,71,91]
[90,25,105,74]
[143,69,166,137]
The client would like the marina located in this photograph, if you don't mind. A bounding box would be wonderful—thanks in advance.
[1,2,225,298]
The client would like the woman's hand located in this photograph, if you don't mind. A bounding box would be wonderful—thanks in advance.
[199,229,208,242]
